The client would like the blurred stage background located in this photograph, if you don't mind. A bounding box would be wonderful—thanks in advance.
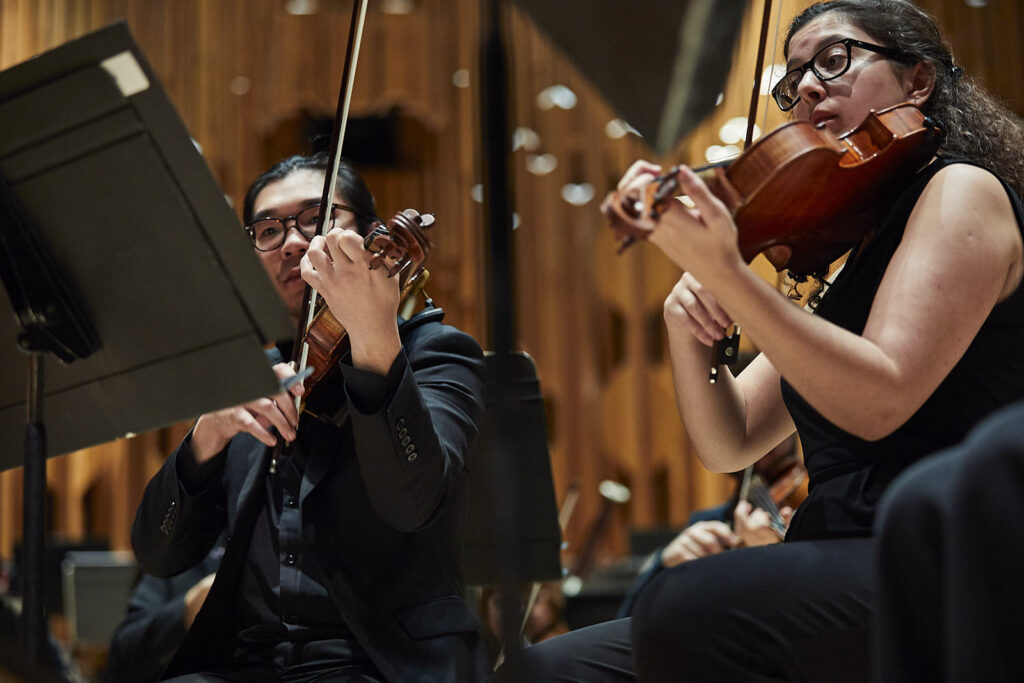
[0,0,1020,676]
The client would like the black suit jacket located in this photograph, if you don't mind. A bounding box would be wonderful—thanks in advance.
[131,309,489,682]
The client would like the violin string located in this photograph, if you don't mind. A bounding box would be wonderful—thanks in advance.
[745,477,787,534]
[738,465,754,503]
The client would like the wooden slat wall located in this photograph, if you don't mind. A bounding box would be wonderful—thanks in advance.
[1,0,1021,570]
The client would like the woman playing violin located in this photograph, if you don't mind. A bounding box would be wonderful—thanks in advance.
[497,1,1024,680]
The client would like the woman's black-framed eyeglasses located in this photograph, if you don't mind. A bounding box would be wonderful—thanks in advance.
[245,203,355,252]
[771,38,912,112]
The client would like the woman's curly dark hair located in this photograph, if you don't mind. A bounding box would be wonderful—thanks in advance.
[785,0,1024,197]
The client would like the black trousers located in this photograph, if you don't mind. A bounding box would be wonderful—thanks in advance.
[499,537,876,682]
[874,401,1024,683]
[161,668,382,683]
[160,637,384,683]
[493,618,634,683]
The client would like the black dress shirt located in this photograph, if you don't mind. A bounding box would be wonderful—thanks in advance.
[178,355,405,678]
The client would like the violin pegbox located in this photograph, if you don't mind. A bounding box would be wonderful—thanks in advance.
[600,169,679,254]
[362,209,435,277]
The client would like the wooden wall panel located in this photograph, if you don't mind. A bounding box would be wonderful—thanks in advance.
[1,0,1021,574]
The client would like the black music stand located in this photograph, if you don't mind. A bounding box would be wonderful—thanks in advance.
[463,351,562,586]
[0,23,293,665]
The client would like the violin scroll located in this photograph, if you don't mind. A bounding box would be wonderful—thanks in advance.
[601,170,681,254]
[363,209,435,277]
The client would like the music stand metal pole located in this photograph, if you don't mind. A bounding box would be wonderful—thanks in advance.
[22,351,46,662]
[480,0,527,676]
[1,177,99,666]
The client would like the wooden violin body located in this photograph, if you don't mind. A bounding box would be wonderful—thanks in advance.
[302,208,435,395]
[737,437,808,537]
[750,442,807,509]
[604,103,945,277]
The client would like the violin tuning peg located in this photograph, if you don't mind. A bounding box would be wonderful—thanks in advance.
[386,258,407,278]
[363,232,389,254]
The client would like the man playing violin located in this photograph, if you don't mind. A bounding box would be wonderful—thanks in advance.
[499,1,1024,680]
[131,152,490,682]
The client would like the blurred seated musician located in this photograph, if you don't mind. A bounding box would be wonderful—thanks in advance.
[618,435,801,617]
[873,400,1024,682]
[130,152,488,682]
[107,540,225,683]
[498,1,1024,681]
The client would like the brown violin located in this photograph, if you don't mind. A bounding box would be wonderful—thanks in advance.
[300,208,435,399]
[603,102,945,278]
[735,437,808,538]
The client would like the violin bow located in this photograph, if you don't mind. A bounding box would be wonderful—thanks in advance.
[269,0,368,475]
[707,0,782,383]
[292,0,369,394]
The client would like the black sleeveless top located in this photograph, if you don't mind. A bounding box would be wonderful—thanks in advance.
[782,156,1024,541]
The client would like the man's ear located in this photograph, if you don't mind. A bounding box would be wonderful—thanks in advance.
[905,60,937,108]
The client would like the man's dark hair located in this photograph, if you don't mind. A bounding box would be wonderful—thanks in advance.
[243,151,378,236]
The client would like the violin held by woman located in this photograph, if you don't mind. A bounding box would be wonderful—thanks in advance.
[602,101,944,278]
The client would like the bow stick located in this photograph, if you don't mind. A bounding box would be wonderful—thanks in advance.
[292,0,369,397]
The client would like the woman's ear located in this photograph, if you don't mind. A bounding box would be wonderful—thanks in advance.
[905,60,937,108]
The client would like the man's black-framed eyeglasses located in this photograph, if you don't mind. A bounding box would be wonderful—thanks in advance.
[245,203,355,251]
[771,38,911,112]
